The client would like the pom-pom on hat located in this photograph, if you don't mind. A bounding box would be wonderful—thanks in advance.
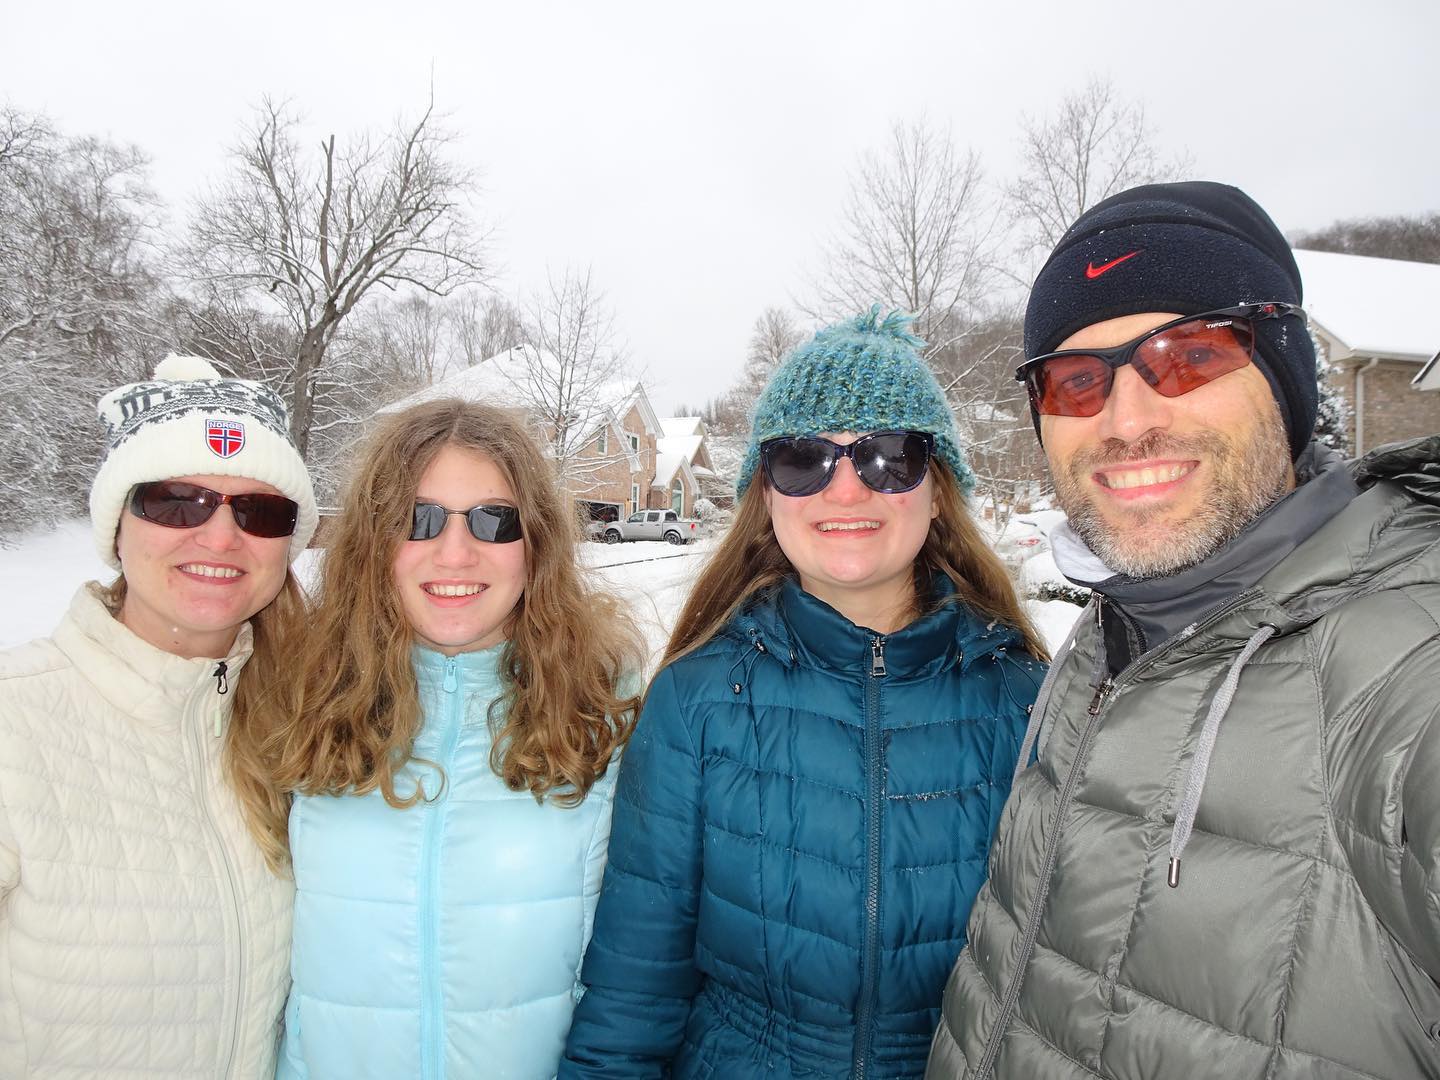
[1024,180,1316,460]
[736,306,974,498]
[90,355,318,569]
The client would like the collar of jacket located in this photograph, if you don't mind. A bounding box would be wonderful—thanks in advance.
[411,641,506,698]
[50,581,254,731]
[736,575,1023,680]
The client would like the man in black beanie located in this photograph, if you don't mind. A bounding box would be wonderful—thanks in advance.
[929,181,1440,1080]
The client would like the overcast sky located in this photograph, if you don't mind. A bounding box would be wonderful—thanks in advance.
[6,0,1438,414]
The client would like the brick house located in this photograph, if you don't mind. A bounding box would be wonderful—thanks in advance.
[653,417,722,516]
[1295,249,1440,454]
[568,384,667,523]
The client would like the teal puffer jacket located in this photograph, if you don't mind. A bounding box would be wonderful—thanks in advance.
[562,578,1043,1079]
[278,645,617,1080]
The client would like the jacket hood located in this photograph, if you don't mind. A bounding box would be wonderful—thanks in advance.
[1352,432,1440,502]
[1258,434,1440,630]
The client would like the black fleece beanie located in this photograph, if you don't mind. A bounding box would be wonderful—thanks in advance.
[1024,181,1316,460]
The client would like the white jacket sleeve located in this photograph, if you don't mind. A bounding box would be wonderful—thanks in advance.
[0,793,17,901]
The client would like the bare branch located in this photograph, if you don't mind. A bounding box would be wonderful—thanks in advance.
[180,97,492,459]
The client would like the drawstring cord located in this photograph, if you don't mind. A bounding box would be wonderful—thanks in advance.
[1167,624,1276,888]
[993,646,1046,720]
[727,633,768,693]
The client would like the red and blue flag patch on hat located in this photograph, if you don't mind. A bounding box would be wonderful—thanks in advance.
[206,419,245,458]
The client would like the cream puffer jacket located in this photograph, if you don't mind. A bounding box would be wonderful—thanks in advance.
[0,584,293,1079]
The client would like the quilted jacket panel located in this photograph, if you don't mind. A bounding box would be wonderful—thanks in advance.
[930,439,1440,1079]
[562,578,1043,1079]
[278,644,617,1080]
[0,584,293,1079]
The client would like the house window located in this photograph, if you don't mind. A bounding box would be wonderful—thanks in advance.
[631,482,640,512]
[671,479,684,515]
[626,432,640,454]
[596,427,607,455]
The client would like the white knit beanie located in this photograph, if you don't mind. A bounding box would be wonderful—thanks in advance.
[90,355,318,569]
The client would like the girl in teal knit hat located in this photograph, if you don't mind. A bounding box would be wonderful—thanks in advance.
[564,307,1046,1080]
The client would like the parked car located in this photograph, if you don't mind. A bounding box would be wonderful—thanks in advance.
[601,509,702,545]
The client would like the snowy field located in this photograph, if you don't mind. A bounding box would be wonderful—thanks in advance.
[0,520,1084,663]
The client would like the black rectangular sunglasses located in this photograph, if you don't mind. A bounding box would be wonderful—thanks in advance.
[760,431,935,497]
[410,502,524,544]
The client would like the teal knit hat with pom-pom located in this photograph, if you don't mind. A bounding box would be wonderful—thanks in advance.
[735,306,974,498]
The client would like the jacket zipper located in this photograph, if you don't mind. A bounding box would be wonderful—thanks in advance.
[419,656,463,1080]
[851,635,887,1078]
[189,671,242,1079]
[971,591,1263,1078]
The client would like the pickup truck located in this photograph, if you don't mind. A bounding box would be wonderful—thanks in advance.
[600,509,702,545]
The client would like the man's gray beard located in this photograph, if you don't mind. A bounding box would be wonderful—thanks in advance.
[1051,406,1293,579]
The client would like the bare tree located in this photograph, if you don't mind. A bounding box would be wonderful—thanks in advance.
[745,306,805,385]
[0,108,164,537]
[806,120,995,356]
[0,115,159,364]
[1006,77,1190,264]
[506,267,633,479]
[452,292,526,367]
[706,306,807,438]
[366,293,450,386]
[183,97,489,459]
[935,306,1051,532]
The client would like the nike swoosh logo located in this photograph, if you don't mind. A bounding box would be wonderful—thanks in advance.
[1085,250,1141,279]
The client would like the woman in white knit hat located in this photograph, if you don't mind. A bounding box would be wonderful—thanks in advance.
[0,355,317,1079]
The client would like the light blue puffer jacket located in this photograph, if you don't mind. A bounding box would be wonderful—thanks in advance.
[277,645,618,1080]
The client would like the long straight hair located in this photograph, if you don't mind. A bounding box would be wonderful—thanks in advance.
[662,462,1046,669]
[260,400,643,865]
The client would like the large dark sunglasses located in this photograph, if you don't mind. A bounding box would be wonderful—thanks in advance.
[1016,303,1306,418]
[128,480,299,538]
[760,431,935,497]
[410,502,523,544]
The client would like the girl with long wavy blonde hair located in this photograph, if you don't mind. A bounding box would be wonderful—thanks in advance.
[562,309,1047,1079]
[271,398,642,1080]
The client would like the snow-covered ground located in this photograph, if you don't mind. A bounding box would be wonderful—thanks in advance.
[0,522,1084,662]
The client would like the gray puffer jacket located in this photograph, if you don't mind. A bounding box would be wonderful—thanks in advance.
[929,436,1440,1080]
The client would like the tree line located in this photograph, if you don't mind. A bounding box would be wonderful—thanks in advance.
[0,98,637,540]
[3,81,1436,544]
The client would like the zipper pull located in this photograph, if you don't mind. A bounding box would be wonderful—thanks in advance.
[1088,676,1113,717]
[443,656,458,694]
[870,637,887,677]
[213,661,229,696]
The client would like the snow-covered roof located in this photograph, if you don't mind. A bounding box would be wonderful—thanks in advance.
[652,451,686,487]
[600,382,663,438]
[657,432,704,466]
[1411,349,1440,391]
[375,347,658,462]
[376,354,529,415]
[1294,249,1440,363]
[661,416,704,438]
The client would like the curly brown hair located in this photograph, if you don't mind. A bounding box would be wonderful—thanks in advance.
[255,399,642,868]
